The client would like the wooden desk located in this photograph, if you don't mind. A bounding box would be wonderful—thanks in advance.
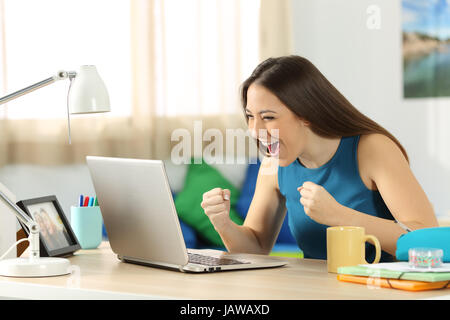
[0,242,449,300]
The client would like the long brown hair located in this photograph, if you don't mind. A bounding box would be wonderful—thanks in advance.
[241,55,409,162]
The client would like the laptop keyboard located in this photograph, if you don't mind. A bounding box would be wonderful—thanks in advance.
[188,253,249,266]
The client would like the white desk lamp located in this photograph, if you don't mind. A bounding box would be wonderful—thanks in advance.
[0,65,110,277]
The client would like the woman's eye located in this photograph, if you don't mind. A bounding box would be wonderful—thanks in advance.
[246,114,274,121]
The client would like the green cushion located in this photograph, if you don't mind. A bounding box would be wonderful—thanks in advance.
[174,159,244,247]
[269,251,304,259]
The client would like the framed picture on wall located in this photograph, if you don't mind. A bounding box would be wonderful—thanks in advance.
[16,195,81,257]
[402,0,450,98]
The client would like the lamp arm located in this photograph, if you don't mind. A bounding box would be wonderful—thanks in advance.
[0,190,40,259]
[0,70,78,258]
[0,70,76,106]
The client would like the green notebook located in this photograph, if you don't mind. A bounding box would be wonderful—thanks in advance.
[337,265,450,282]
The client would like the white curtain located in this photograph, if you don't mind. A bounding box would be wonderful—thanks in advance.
[130,0,260,160]
[0,0,293,165]
[259,0,294,61]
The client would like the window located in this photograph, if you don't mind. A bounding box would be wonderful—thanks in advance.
[1,0,260,119]
[1,0,131,119]
[153,0,260,116]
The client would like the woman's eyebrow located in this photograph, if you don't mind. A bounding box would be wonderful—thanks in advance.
[245,108,277,114]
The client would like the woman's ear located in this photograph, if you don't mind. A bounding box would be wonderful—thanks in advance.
[299,117,311,127]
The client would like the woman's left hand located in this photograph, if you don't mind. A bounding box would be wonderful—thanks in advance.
[298,181,342,226]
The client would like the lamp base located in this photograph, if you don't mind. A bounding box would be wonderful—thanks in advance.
[0,257,71,277]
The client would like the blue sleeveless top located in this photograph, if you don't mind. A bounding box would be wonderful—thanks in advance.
[278,135,395,262]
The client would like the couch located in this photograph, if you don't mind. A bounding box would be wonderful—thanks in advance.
[99,158,302,258]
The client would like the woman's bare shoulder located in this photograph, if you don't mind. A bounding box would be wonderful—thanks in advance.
[358,133,407,180]
[358,133,404,161]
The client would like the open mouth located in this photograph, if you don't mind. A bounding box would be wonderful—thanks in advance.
[260,140,280,156]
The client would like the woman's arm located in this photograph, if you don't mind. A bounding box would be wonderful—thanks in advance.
[201,157,286,254]
[337,134,438,256]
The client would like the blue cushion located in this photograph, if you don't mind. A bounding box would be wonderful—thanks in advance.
[236,159,296,244]
[235,159,261,217]
[102,222,108,240]
[272,243,300,252]
[275,216,297,244]
[179,219,197,248]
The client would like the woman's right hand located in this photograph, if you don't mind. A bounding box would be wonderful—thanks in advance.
[201,188,231,230]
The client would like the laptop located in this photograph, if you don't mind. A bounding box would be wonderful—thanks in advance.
[86,156,287,273]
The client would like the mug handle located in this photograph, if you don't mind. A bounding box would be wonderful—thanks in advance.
[363,235,381,264]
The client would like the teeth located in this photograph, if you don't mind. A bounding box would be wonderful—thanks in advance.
[259,140,278,147]
[260,140,279,155]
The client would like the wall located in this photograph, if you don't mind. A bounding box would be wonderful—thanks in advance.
[291,0,450,219]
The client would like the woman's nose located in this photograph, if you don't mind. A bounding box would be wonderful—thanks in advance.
[248,120,265,140]
[249,127,258,139]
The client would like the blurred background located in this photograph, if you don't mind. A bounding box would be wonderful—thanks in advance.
[0,0,449,246]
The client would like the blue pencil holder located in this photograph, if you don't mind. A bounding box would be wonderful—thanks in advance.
[70,206,103,249]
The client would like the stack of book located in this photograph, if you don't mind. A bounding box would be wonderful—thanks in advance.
[337,263,450,291]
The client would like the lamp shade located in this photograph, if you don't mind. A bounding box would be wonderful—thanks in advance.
[68,65,110,114]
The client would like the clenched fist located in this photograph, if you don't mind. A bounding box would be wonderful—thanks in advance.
[298,181,342,226]
[201,188,231,230]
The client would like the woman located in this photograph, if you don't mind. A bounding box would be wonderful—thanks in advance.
[200,55,438,262]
